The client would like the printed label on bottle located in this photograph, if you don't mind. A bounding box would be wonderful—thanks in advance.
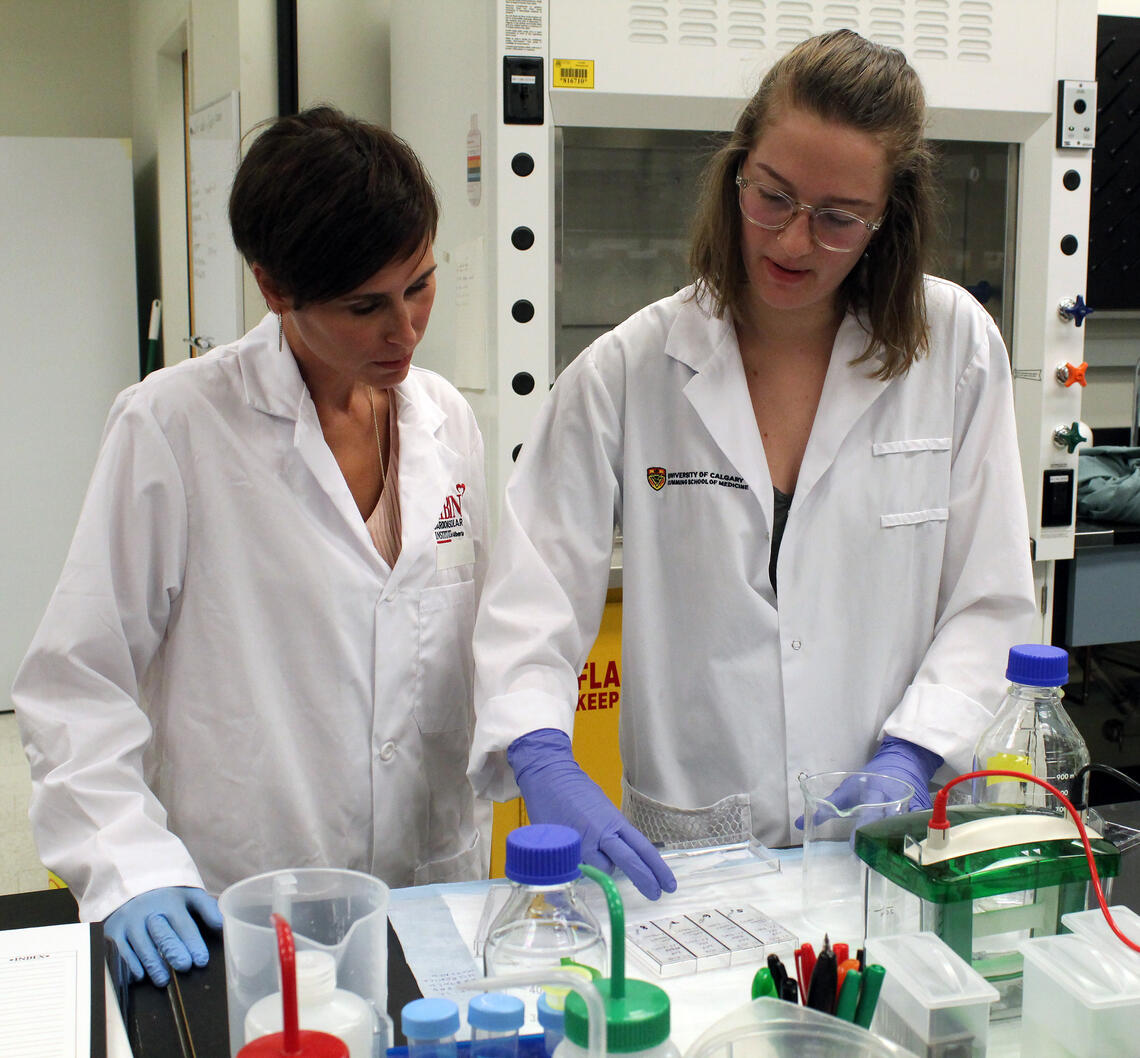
[984,752,1033,785]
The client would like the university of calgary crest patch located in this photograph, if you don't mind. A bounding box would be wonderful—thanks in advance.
[647,466,666,491]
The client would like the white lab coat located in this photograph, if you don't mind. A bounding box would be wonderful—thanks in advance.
[14,313,489,921]
[470,277,1037,847]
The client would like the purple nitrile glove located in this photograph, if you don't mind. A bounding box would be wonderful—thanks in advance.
[794,737,943,830]
[859,735,943,811]
[104,886,223,987]
[508,728,677,900]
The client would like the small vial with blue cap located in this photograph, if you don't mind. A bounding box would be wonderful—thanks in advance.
[401,998,460,1058]
[468,992,525,1058]
[536,990,565,1058]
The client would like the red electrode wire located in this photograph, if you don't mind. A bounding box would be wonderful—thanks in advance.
[930,770,1140,954]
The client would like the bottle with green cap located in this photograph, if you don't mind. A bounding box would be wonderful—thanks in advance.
[553,865,680,1058]
[972,644,1089,813]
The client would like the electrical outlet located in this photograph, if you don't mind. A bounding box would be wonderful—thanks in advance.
[1057,79,1097,149]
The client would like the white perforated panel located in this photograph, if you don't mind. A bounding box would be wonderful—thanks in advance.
[620,0,999,59]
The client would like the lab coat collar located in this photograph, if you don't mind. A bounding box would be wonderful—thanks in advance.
[236,313,310,420]
[236,313,457,581]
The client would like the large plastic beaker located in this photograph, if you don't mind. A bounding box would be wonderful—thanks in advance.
[798,772,914,943]
[219,868,390,1058]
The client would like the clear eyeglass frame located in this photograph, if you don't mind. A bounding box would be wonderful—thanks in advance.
[735,173,882,253]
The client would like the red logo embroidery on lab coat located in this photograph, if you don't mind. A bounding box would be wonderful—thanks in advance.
[647,467,666,491]
[438,483,465,521]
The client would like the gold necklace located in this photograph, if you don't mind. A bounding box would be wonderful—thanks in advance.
[367,385,384,478]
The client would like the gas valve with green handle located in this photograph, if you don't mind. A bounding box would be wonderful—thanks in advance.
[1052,421,1088,453]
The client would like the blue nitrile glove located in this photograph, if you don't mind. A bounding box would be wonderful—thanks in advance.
[794,737,943,830]
[508,728,677,900]
[103,886,223,987]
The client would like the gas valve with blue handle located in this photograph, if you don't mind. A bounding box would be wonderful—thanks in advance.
[1058,295,1094,327]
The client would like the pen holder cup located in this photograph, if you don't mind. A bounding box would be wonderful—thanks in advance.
[683,996,918,1058]
[799,772,914,943]
[219,868,390,1058]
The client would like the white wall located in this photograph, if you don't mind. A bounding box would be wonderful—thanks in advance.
[298,0,392,122]
[0,0,132,138]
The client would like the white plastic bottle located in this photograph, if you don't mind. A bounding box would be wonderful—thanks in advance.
[483,825,607,980]
[973,644,1089,813]
[243,950,372,1058]
[553,978,679,1058]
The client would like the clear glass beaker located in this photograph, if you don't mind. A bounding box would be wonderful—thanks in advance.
[799,771,914,942]
[219,867,390,1058]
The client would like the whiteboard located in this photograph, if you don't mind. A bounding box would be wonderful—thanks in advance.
[188,91,244,350]
[0,138,138,707]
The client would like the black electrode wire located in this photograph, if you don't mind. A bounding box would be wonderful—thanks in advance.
[1068,762,1140,810]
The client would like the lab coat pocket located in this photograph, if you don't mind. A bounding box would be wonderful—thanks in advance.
[413,828,483,885]
[414,579,476,734]
[880,507,949,528]
[872,437,951,524]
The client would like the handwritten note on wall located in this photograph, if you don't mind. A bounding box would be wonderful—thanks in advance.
[189,91,244,351]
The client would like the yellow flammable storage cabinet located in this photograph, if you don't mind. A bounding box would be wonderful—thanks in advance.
[489,589,623,877]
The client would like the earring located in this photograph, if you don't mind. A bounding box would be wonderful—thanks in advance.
[277,312,283,352]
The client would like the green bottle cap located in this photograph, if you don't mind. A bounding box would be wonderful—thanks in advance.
[564,977,670,1053]
[567,864,672,1053]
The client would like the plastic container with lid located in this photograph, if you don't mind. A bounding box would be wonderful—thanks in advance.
[681,996,920,1058]
[468,992,525,1058]
[402,998,461,1058]
[864,932,999,1058]
[483,825,607,981]
[244,950,372,1058]
[1020,931,1140,1057]
[973,644,1089,813]
[1061,903,1140,957]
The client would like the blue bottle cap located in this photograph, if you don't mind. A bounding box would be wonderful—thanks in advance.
[468,992,525,1032]
[504,824,582,885]
[401,997,460,1039]
[537,993,564,1031]
[1006,644,1069,687]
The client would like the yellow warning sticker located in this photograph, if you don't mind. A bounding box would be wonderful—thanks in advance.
[553,59,595,89]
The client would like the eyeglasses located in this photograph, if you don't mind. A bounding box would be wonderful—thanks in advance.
[735,173,882,253]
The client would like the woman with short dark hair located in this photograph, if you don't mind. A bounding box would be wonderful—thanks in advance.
[15,106,489,985]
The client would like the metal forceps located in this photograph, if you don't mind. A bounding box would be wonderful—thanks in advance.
[164,961,197,1058]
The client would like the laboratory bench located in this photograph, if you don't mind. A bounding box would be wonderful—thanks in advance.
[0,886,423,1057]
[3,833,1139,1057]
[1053,519,1140,652]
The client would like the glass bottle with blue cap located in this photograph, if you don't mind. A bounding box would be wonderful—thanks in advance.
[972,644,1090,812]
[483,824,607,981]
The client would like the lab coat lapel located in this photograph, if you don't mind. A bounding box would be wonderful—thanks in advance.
[237,315,386,571]
[384,377,459,594]
[795,314,891,502]
[670,304,772,520]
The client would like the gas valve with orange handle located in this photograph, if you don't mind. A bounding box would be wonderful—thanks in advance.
[1055,361,1088,387]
